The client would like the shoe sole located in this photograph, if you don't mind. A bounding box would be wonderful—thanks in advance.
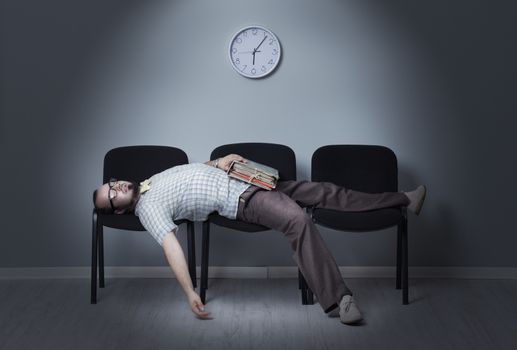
[339,315,363,324]
[413,185,427,216]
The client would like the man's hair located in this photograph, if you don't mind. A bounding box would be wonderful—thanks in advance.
[93,189,112,214]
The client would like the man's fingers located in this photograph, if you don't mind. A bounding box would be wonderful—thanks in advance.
[229,154,243,160]
[194,305,211,318]
[197,310,212,317]
[194,301,210,314]
[231,154,246,163]
[194,300,203,310]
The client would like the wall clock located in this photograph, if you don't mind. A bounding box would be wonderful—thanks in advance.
[228,25,281,78]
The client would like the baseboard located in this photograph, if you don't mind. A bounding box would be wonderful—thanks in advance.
[1,266,517,279]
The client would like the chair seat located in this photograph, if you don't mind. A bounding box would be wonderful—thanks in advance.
[98,214,144,230]
[312,207,403,232]
[98,213,190,231]
[208,213,268,232]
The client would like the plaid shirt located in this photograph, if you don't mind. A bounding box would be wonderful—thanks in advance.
[135,163,251,246]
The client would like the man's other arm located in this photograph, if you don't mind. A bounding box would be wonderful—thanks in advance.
[204,154,247,171]
[161,231,211,318]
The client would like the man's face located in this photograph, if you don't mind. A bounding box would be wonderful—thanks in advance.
[95,180,139,214]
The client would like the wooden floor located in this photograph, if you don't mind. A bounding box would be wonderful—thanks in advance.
[0,277,516,350]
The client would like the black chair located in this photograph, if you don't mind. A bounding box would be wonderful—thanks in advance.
[91,145,197,304]
[199,143,313,305]
[309,145,410,305]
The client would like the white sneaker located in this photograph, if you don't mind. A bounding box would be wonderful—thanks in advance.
[404,185,427,215]
[339,295,363,324]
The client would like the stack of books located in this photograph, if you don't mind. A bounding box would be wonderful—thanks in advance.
[227,159,279,190]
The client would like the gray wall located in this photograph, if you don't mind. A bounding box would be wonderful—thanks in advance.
[1,0,516,268]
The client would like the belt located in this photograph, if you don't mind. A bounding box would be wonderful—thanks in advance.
[237,185,263,220]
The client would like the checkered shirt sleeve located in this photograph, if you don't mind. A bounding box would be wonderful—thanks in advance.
[137,203,178,246]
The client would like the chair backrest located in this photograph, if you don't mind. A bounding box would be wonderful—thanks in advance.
[311,145,398,193]
[103,145,188,183]
[210,143,296,181]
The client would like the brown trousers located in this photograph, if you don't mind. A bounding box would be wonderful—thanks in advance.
[235,180,409,313]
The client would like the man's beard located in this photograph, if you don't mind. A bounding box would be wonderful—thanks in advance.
[128,180,141,211]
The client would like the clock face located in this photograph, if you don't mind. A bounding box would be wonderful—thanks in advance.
[229,26,281,78]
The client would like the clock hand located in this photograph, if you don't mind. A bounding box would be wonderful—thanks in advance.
[254,35,268,52]
[251,36,267,66]
[251,49,262,65]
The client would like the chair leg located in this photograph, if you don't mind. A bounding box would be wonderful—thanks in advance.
[306,284,314,304]
[91,210,98,304]
[200,221,210,304]
[303,206,315,304]
[299,269,307,305]
[396,222,402,290]
[299,270,315,305]
[99,225,105,288]
[401,216,409,305]
[187,221,197,289]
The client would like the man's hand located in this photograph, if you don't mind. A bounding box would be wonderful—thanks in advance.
[187,290,212,319]
[218,154,248,172]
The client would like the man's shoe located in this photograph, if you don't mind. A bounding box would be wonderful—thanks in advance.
[339,295,363,324]
[404,185,427,215]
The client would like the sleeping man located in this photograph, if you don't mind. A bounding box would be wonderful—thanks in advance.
[93,153,426,325]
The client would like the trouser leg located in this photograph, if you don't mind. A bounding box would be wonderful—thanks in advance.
[236,188,352,312]
[275,180,410,211]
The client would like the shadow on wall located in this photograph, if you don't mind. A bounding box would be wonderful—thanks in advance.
[374,0,515,140]
[374,0,517,267]
[0,0,170,266]
[1,0,154,146]
[399,163,458,267]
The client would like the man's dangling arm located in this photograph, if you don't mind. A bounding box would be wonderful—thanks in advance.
[161,230,211,318]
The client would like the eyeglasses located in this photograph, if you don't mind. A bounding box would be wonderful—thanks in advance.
[108,178,118,212]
